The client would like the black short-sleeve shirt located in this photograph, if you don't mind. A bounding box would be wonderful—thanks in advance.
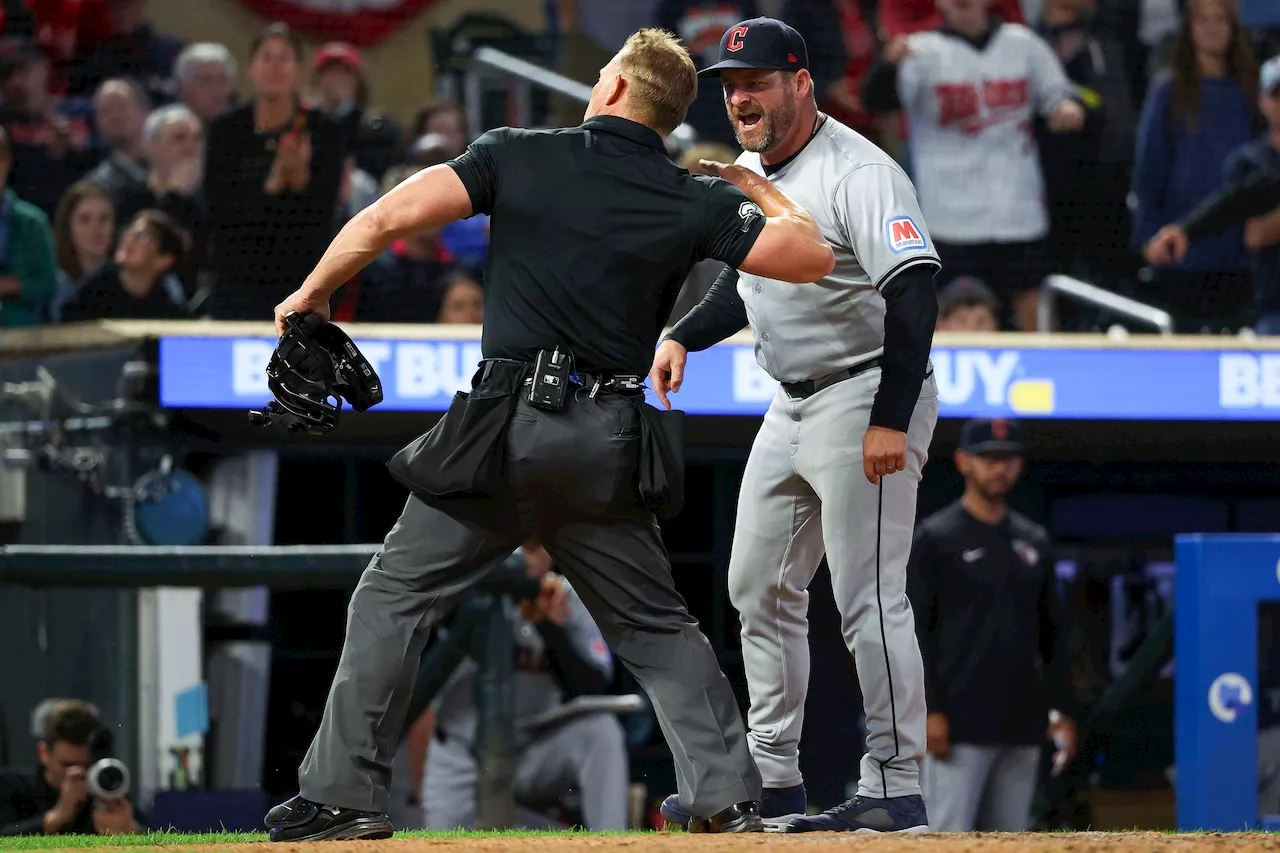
[447,116,766,375]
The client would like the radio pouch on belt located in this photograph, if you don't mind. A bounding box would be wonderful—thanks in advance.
[527,347,571,411]
[387,359,528,500]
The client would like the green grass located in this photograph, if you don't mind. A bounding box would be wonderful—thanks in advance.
[0,829,646,850]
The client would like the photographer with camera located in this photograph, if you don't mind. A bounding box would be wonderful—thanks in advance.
[0,700,143,836]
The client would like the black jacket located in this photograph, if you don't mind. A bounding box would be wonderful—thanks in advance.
[907,500,1075,746]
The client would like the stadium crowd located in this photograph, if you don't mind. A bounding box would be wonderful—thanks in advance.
[0,0,1275,336]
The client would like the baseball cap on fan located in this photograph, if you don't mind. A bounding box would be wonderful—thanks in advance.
[697,17,809,77]
[1261,55,1280,95]
[958,418,1025,456]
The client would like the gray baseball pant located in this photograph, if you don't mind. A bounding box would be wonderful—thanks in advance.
[922,744,1040,831]
[295,392,761,819]
[729,370,938,799]
[422,712,630,830]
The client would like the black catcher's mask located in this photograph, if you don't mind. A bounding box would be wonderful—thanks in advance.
[248,313,384,435]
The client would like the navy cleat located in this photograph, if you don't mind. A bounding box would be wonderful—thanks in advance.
[661,784,805,830]
[264,795,394,842]
[778,794,931,833]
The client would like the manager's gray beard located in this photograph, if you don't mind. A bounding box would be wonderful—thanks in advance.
[732,92,799,154]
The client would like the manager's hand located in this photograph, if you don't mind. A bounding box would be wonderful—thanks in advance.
[273,289,331,337]
[649,338,688,410]
[863,425,907,485]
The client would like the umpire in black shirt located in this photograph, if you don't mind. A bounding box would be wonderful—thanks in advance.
[906,419,1077,832]
[262,28,835,842]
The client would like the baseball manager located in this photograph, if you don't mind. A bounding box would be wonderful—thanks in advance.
[651,17,941,834]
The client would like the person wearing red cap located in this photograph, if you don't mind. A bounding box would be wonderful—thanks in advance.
[877,0,1025,39]
[309,41,401,182]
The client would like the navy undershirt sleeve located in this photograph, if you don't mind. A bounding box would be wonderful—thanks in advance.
[665,265,748,351]
[872,263,938,432]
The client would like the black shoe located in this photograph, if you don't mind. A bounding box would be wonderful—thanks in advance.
[264,795,394,842]
[685,801,764,833]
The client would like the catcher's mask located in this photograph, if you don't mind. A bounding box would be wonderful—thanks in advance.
[248,312,383,435]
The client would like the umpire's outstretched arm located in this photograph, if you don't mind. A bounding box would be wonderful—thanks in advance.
[272,164,474,333]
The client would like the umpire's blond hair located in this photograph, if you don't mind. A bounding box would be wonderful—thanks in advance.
[616,29,697,135]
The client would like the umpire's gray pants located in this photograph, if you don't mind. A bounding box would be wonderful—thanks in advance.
[729,370,938,798]
[296,392,760,820]
[922,744,1040,831]
[422,712,629,830]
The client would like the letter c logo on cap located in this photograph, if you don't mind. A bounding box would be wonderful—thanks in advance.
[727,26,748,52]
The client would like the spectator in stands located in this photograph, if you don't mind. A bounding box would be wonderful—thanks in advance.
[436,271,484,324]
[114,103,206,293]
[406,542,628,830]
[667,142,740,324]
[0,36,99,217]
[202,22,345,321]
[0,125,58,327]
[355,182,457,323]
[0,1,36,41]
[61,208,190,321]
[27,0,115,95]
[935,276,1001,331]
[785,0,881,144]
[68,0,183,105]
[1212,55,1280,333]
[1036,0,1140,286]
[408,100,469,158]
[397,126,489,270]
[84,77,150,207]
[49,180,114,322]
[907,418,1077,832]
[1131,0,1257,332]
[0,699,143,836]
[658,0,759,147]
[876,0,1026,39]
[309,42,401,181]
[863,0,1085,332]
[173,43,236,127]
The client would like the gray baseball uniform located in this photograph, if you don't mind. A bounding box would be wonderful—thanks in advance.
[728,117,940,799]
[420,578,629,830]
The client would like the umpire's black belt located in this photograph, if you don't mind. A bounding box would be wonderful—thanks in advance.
[516,368,645,394]
[781,357,883,401]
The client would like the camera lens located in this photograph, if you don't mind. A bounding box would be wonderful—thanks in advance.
[98,766,123,792]
[87,758,130,800]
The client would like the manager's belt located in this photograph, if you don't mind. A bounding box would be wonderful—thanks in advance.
[781,357,883,401]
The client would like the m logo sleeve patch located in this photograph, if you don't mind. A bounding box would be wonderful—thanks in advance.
[885,216,927,253]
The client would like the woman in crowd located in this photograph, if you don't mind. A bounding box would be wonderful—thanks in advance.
[405,101,487,269]
[1131,0,1258,331]
[49,180,115,323]
[202,22,345,321]
[408,101,468,159]
[435,270,484,325]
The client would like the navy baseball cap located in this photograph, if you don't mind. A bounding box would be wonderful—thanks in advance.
[959,418,1025,455]
[697,17,809,78]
